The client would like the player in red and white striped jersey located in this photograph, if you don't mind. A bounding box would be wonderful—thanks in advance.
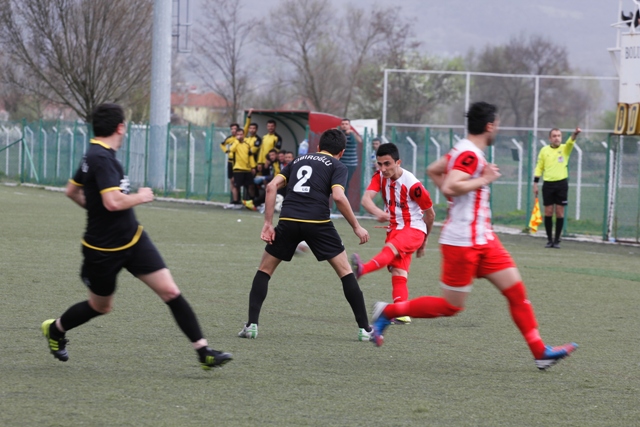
[438,139,492,246]
[351,143,435,324]
[370,102,577,370]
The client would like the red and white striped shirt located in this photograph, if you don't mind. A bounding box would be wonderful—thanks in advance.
[439,139,493,247]
[367,168,433,234]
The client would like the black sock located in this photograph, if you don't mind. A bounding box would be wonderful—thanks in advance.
[341,273,370,329]
[59,300,103,333]
[555,217,564,242]
[166,294,204,343]
[544,216,553,242]
[248,270,270,325]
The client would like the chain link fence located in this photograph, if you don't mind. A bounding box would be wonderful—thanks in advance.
[2,119,638,243]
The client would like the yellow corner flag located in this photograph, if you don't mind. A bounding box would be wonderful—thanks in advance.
[529,197,542,234]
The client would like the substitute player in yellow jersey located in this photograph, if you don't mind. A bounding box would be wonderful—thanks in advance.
[256,120,282,167]
[242,109,262,164]
[533,127,581,248]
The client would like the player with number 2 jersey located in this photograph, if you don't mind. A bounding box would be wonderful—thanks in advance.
[238,129,374,342]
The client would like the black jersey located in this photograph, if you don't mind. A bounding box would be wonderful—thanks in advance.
[71,139,140,250]
[278,152,347,222]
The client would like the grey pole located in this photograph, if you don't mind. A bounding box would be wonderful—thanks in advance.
[148,0,172,189]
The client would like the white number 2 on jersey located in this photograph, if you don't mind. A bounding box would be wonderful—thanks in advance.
[293,165,312,193]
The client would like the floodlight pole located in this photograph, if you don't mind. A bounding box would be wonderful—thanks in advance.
[149,0,172,189]
[382,69,388,140]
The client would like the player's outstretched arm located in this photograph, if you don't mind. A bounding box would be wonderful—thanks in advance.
[332,185,369,245]
[101,187,154,211]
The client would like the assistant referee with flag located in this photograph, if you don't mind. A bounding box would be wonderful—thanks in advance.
[533,127,581,248]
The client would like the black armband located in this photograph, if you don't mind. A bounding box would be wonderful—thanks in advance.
[533,177,540,183]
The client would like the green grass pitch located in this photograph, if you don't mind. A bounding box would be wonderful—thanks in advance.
[1,184,639,426]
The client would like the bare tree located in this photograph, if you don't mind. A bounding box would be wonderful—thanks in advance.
[190,0,251,124]
[0,0,153,123]
[470,34,597,130]
[347,10,464,126]
[340,6,410,118]
[259,0,345,114]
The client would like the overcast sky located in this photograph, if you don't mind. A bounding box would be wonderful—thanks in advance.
[186,0,629,77]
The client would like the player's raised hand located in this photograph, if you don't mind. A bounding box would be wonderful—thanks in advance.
[572,127,581,139]
[261,223,276,244]
[354,225,369,245]
[137,187,154,203]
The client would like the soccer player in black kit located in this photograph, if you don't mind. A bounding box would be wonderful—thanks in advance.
[41,103,232,370]
[238,128,374,341]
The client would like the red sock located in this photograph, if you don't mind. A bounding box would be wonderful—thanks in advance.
[362,246,396,275]
[501,282,546,358]
[391,276,408,303]
[383,296,461,319]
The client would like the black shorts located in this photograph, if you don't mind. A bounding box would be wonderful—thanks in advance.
[233,171,254,188]
[80,231,166,297]
[542,179,568,206]
[227,162,234,179]
[265,220,344,262]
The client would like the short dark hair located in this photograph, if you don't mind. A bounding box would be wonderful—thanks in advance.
[236,128,245,134]
[268,149,278,154]
[267,119,276,126]
[92,103,125,137]
[549,128,561,137]
[466,102,498,135]
[249,123,258,129]
[230,123,240,129]
[319,129,346,155]
[376,142,399,161]
[372,137,381,143]
[341,118,350,123]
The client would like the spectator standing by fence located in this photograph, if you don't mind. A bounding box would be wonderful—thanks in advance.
[339,118,362,194]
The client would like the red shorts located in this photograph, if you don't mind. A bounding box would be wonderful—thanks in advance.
[385,227,426,272]
[440,235,515,287]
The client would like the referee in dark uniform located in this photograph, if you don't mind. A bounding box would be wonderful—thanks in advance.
[238,129,373,341]
[41,103,231,370]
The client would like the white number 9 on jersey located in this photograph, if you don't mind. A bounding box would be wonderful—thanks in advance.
[293,165,312,193]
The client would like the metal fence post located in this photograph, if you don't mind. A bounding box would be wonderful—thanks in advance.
[186,123,191,199]
[125,122,132,176]
[164,123,171,197]
[206,124,214,200]
[602,135,611,240]
[54,120,60,182]
[424,127,430,184]
[144,123,150,187]
[525,131,533,228]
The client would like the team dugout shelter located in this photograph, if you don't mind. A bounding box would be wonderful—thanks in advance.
[243,110,365,210]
